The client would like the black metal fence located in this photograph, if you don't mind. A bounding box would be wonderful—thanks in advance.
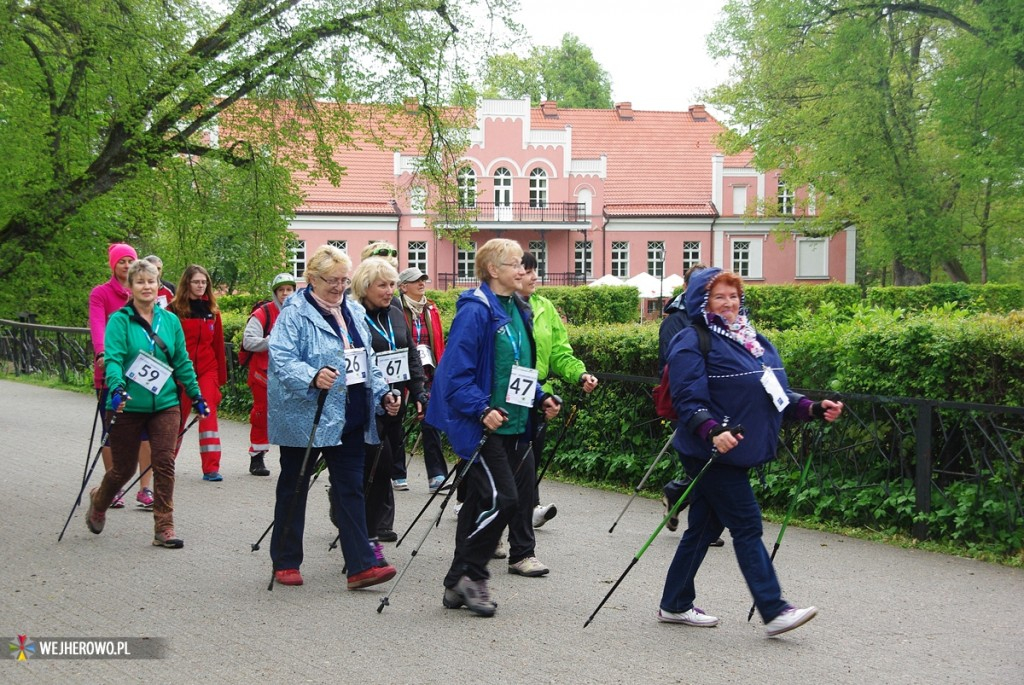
[435,271,586,290]
[2,315,1020,551]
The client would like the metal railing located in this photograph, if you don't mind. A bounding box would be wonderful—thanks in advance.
[0,317,94,385]
[434,271,587,290]
[445,201,587,223]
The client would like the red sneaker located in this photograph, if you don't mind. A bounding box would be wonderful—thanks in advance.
[347,564,396,590]
[274,569,304,586]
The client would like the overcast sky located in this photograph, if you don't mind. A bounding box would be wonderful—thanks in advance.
[510,0,733,113]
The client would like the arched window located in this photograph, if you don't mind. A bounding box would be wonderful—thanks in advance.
[457,167,476,209]
[529,168,548,208]
[494,167,512,206]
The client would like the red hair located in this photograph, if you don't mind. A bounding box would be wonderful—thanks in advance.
[706,271,744,296]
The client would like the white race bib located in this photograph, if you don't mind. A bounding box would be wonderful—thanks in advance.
[416,344,436,368]
[376,348,410,384]
[343,347,368,386]
[125,351,173,395]
[505,365,539,408]
[760,367,790,412]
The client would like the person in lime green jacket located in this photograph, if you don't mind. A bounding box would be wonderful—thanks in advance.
[86,259,208,549]
[501,251,599,576]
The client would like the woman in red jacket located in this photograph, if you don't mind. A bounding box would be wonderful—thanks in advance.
[168,265,228,481]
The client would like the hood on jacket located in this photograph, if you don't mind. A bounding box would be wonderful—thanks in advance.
[684,266,752,326]
[662,292,685,316]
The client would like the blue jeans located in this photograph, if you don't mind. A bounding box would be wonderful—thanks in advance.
[271,433,375,576]
[659,457,788,623]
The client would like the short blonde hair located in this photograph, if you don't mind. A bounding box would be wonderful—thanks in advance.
[475,239,523,282]
[305,244,352,283]
[361,241,398,268]
[350,257,399,302]
[127,259,160,285]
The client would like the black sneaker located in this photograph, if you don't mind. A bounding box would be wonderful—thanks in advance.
[377,529,398,542]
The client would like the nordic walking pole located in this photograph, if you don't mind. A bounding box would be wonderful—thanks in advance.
[584,426,744,628]
[377,428,493,613]
[58,412,118,542]
[251,455,326,552]
[746,437,816,621]
[118,414,201,499]
[609,429,678,534]
[536,399,581,487]
[78,398,104,506]
[394,465,458,548]
[267,386,329,591]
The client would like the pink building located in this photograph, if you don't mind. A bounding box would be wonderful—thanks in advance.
[282,98,855,288]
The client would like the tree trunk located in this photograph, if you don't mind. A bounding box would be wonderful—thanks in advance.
[892,259,929,285]
[941,260,970,283]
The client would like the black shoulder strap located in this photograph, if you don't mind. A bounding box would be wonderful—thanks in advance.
[695,324,711,363]
[128,304,171,360]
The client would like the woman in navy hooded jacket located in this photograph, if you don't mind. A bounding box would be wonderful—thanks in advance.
[658,267,843,637]
[425,238,561,617]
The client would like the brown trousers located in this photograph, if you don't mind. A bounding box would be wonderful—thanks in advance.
[93,406,180,534]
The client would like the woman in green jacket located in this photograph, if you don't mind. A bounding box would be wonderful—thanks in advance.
[86,259,208,548]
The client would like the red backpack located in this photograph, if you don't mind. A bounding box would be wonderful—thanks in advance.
[653,325,711,421]
[238,301,273,368]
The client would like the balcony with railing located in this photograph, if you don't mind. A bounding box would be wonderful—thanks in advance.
[435,271,587,291]
[445,201,587,225]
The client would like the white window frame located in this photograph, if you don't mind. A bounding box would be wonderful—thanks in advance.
[407,240,428,274]
[528,240,547,278]
[731,237,763,279]
[457,242,477,279]
[777,180,795,215]
[796,237,829,278]
[682,241,701,272]
[611,241,630,279]
[647,240,666,278]
[327,240,347,253]
[289,239,306,279]
[529,168,548,208]
[574,240,592,279]
[494,168,512,206]
[732,185,748,216]
[458,167,476,209]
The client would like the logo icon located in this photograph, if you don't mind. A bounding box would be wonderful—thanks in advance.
[10,635,35,661]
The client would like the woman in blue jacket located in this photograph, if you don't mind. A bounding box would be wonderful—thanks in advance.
[425,239,561,617]
[267,245,399,590]
[659,267,843,637]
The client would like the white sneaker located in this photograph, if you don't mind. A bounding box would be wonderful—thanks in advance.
[532,503,557,528]
[508,556,549,577]
[492,538,507,559]
[656,607,719,627]
[765,605,818,637]
[453,501,463,517]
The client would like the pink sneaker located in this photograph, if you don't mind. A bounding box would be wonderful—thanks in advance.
[136,488,154,508]
[109,490,126,509]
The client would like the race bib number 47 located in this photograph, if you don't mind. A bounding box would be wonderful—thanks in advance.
[505,365,539,408]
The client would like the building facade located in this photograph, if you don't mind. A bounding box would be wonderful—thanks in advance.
[282,98,855,288]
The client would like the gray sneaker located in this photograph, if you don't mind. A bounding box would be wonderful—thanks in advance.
[443,576,497,617]
[508,556,549,577]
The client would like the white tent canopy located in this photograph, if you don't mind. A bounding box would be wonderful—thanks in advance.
[661,274,684,297]
[624,272,661,298]
[589,274,624,287]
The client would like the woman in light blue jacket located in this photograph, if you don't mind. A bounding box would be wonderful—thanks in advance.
[267,245,400,590]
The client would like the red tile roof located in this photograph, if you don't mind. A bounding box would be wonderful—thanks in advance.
[603,202,717,218]
[531,108,727,209]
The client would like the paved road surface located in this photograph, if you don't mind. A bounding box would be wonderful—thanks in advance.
[1,380,1021,684]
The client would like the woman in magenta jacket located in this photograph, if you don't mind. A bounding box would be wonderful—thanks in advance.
[88,243,154,508]
[168,265,228,481]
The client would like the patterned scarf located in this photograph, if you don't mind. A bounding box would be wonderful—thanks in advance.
[309,290,350,348]
[701,288,765,358]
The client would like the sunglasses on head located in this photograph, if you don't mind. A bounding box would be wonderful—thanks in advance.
[372,247,398,258]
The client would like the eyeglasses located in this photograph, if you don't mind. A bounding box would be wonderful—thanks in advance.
[500,261,524,269]
[319,275,352,288]
[190,279,208,286]
[371,247,398,258]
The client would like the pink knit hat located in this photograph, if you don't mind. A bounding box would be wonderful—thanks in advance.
[108,243,138,273]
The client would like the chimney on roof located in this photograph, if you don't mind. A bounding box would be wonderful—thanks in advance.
[615,102,634,120]
[404,97,419,113]
[540,100,558,117]
[689,104,708,121]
